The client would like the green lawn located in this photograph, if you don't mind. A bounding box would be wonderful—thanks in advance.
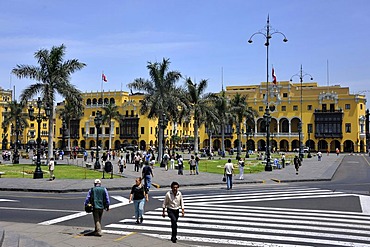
[0,152,296,178]
[0,164,118,179]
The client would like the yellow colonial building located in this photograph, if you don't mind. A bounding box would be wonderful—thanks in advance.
[199,81,368,153]
[54,90,194,152]
[0,81,368,154]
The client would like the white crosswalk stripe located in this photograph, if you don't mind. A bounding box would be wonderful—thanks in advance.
[105,187,370,246]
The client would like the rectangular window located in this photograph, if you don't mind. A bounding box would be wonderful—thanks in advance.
[131,110,134,116]
[345,104,350,110]
[259,106,263,112]
[345,123,351,133]
[150,127,153,135]
[322,104,327,111]
[307,124,313,133]
[293,105,298,111]
[360,104,363,110]
[283,93,288,98]
[141,127,145,135]
[42,123,47,129]
[89,127,95,135]
[125,111,129,117]
[330,104,335,112]
[307,105,312,110]
[81,128,85,136]
[105,127,110,135]
[30,123,34,128]
[116,127,119,135]
[282,106,286,111]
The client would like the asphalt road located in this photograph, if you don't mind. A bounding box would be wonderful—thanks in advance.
[1,155,370,246]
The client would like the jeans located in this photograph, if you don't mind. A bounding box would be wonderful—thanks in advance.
[167,208,179,240]
[226,174,233,190]
[133,198,145,220]
[144,175,151,190]
[178,165,184,175]
[195,161,199,175]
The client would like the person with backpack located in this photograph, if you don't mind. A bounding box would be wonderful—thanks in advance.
[84,179,110,236]
[142,162,154,191]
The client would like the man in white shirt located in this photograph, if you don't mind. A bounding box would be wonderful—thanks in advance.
[162,181,185,243]
[224,158,234,190]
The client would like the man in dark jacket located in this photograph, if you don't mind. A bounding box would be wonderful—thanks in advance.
[84,179,110,236]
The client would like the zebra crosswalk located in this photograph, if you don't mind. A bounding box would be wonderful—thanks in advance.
[105,186,370,246]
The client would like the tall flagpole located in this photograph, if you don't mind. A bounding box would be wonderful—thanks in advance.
[101,71,104,105]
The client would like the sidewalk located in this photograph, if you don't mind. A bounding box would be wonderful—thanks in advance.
[0,153,344,246]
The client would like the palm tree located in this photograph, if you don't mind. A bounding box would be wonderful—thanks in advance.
[101,102,123,150]
[2,100,29,163]
[184,77,218,154]
[12,44,86,161]
[229,93,257,158]
[128,58,186,162]
[56,99,84,150]
[214,89,230,156]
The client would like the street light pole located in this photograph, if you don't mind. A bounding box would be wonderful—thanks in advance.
[248,15,288,171]
[28,97,51,179]
[290,65,313,161]
[94,111,102,170]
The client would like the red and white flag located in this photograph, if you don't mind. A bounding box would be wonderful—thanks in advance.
[102,73,108,82]
[272,68,277,85]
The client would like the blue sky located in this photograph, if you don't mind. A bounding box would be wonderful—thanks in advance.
[1,0,369,108]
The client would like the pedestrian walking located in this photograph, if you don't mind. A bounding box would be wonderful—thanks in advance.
[48,157,55,181]
[126,151,130,164]
[118,155,125,176]
[170,154,175,170]
[336,148,340,156]
[163,152,170,171]
[90,150,94,162]
[294,155,301,175]
[83,150,88,161]
[134,152,141,172]
[84,179,110,236]
[162,181,185,244]
[189,155,196,175]
[224,158,234,190]
[129,177,149,224]
[281,153,286,168]
[142,162,154,191]
[195,153,200,175]
[177,155,184,175]
[101,152,108,169]
[317,151,322,161]
[238,157,245,180]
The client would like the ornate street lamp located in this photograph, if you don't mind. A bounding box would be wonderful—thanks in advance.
[94,111,102,170]
[248,15,288,171]
[290,65,313,161]
[245,126,254,158]
[28,97,51,179]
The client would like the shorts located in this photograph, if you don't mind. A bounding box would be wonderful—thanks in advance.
[190,165,196,171]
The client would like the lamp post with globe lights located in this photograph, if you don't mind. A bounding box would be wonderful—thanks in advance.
[28,97,51,179]
[290,65,313,161]
[248,16,288,171]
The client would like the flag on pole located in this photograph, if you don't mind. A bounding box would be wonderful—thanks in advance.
[102,73,108,82]
[272,68,277,85]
